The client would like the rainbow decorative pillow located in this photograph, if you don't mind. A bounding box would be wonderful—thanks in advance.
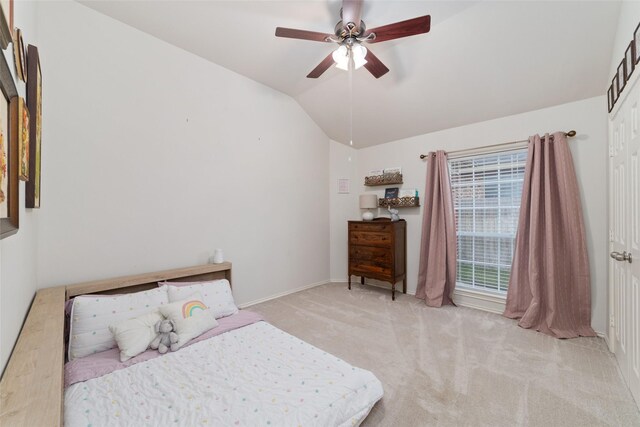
[159,279,238,319]
[158,292,218,350]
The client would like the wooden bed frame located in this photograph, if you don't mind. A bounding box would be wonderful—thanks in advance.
[0,262,232,426]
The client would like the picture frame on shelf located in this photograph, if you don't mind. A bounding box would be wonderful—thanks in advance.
[18,97,28,181]
[0,50,19,239]
[384,187,399,199]
[608,85,614,113]
[26,45,41,208]
[617,60,626,95]
[635,22,640,65]
[0,0,12,49]
[625,41,635,82]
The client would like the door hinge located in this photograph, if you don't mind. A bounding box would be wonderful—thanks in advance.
[610,315,615,328]
[609,145,614,157]
[609,229,613,242]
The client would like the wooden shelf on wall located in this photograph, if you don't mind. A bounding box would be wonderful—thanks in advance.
[364,172,403,186]
[379,196,420,208]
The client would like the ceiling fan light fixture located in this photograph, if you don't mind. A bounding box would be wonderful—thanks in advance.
[352,44,367,70]
[332,45,349,70]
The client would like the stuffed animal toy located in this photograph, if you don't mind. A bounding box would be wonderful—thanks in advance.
[388,207,400,222]
[150,319,179,353]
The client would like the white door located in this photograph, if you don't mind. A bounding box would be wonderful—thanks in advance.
[609,74,640,407]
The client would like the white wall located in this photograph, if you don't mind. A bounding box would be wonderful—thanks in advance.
[0,1,40,372]
[34,1,330,306]
[329,140,358,281]
[332,96,609,334]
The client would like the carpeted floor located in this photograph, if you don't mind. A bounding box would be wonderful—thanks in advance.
[249,282,640,426]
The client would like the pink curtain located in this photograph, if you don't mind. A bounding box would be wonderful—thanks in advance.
[504,133,595,338]
[416,150,457,307]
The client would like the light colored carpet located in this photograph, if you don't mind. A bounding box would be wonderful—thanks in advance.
[249,282,640,426]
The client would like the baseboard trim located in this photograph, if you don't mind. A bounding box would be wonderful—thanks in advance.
[453,287,506,315]
[238,280,328,308]
[597,331,608,344]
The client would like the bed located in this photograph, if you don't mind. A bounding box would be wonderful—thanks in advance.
[0,263,383,426]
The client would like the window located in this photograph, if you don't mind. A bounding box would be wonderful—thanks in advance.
[449,149,527,293]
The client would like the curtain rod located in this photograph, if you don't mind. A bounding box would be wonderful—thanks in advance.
[419,130,577,160]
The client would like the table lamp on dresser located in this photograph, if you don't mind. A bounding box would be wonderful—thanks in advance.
[359,194,378,220]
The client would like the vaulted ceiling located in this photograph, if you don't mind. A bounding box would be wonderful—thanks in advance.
[80,1,620,148]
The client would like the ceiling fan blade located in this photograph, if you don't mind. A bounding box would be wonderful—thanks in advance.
[366,15,431,44]
[341,0,364,33]
[363,50,389,79]
[275,27,334,42]
[307,53,336,78]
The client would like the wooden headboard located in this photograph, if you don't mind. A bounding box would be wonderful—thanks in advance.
[0,263,232,426]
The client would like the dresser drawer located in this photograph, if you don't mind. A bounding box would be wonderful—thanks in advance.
[351,260,391,277]
[349,222,391,233]
[350,246,391,263]
[349,231,392,247]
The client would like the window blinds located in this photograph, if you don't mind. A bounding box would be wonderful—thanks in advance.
[449,149,527,293]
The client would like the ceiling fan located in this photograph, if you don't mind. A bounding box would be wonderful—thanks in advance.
[275,0,431,79]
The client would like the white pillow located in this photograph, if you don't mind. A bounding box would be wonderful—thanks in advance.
[160,279,238,319]
[68,286,169,360]
[109,310,163,362]
[158,292,218,350]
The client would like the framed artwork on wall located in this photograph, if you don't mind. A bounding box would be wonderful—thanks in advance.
[0,0,12,49]
[26,45,41,208]
[617,61,626,95]
[608,86,614,113]
[12,28,26,82]
[613,75,619,103]
[0,50,18,239]
[18,97,28,181]
[625,41,635,82]
[635,22,640,65]
[384,187,399,199]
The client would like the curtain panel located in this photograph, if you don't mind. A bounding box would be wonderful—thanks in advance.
[416,150,457,307]
[504,133,595,338]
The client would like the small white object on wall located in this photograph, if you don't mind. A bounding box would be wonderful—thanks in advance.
[213,249,224,264]
[337,178,350,194]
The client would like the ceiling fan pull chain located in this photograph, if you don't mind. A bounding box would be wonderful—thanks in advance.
[349,62,354,146]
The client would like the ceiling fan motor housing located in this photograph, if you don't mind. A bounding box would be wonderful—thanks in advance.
[335,20,366,39]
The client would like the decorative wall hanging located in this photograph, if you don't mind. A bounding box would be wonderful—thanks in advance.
[635,23,640,66]
[617,61,626,95]
[0,0,12,49]
[12,28,26,81]
[18,96,28,180]
[25,44,41,208]
[609,21,640,114]
[0,49,18,239]
[608,86,614,113]
[625,41,635,82]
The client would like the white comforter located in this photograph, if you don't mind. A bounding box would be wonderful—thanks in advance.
[65,321,383,426]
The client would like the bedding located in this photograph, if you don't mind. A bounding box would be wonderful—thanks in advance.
[64,313,383,427]
[68,287,169,360]
[161,279,238,319]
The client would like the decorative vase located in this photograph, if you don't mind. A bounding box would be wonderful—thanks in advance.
[213,249,224,264]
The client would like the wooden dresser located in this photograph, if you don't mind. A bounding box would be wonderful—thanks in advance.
[348,219,407,300]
